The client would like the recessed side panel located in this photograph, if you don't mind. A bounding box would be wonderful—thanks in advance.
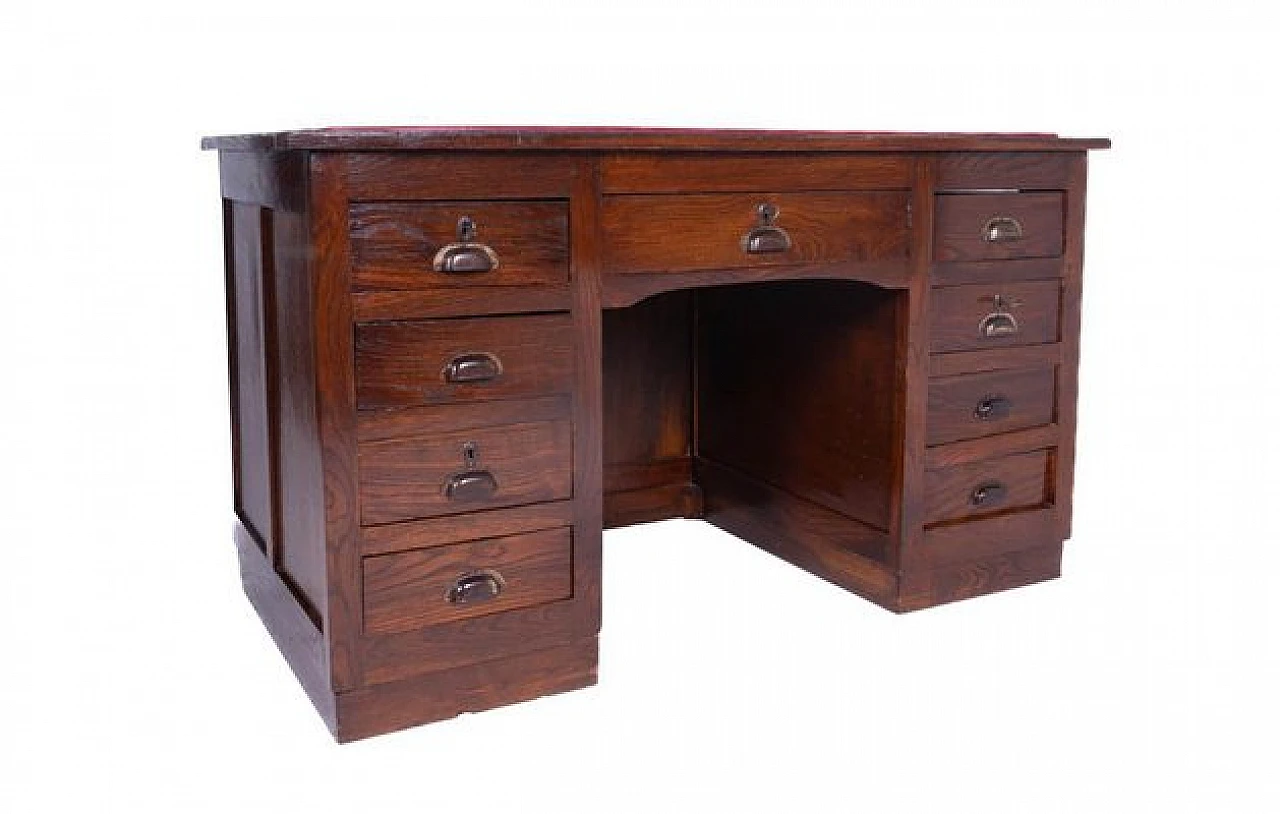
[697,280,903,533]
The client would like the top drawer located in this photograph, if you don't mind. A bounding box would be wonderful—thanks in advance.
[350,201,569,291]
[602,192,910,275]
[935,193,1064,262]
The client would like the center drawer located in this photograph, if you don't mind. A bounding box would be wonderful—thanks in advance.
[601,191,910,275]
[358,420,573,525]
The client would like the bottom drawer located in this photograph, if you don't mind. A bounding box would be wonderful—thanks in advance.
[362,527,573,635]
[924,450,1050,525]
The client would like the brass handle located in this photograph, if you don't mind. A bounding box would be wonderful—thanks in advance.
[982,216,1025,243]
[444,470,498,501]
[443,352,502,384]
[978,311,1020,339]
[974,395,1012,421]
[741,202,792,254]
[432,216,500,274]
[970,481,1007,508]
[446,570,505,605]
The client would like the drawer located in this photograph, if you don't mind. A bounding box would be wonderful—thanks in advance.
[359,420,572,525]
[362,526,572,635]
[349,201,569,291]
[927,366,1056,446]
[930,280,1060,353]
[924,450,1050,525]
[356,314,574,410]
[935,193,1064,262]
[601,191,909,275]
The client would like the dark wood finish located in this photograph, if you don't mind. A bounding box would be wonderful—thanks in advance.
[935,152,1072,192]
[699,458,896,603]
[930,257,1063,287]
[898,542,1063,612]
[352,286,572,322]
[355,314,573,409]
[698,280,901,531]
[601,154,911,193]
[927,366,1056,446]
[928,343,1061,377]
[935,193,1064,262]
[1053,155,1090,541]
[360,502,574,556]
[336,638,597,742]
[203,127,1109,153]
[930,280,1061,352]
[358,420,572,525]
[923,449,1051,525]
[916,508,1058,568]
[350,201,569,291]
[235,520,335,731]
[209,129,1106,741]
[602,191,909,275]
[310,155,362,691]
[343,153,572,200]
[362,527,573,635]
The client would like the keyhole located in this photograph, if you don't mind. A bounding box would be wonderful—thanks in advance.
[457,216,477,242]
[462,441,479,470]
[757,202,778,225]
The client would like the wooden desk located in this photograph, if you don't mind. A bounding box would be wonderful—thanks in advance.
[203,128,1110,741]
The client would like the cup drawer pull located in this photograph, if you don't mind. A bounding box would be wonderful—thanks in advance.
[974,395,1012,421]
[444,470,498,501]
[443,352,502,384]
[432,215,500,274]
[741,202,792,254]
[446,570,505,605]
[982,215,1025,243]
[970,481,1007,508]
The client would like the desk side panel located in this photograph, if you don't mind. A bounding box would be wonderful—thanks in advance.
[219,150,327,628]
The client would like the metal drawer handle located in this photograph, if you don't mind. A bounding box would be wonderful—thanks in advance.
[446,570,505,605]
[970,481,1008,508]
[444,441,498,500]
[974,395,1012,421]
[443,352,502,384]
[432,216,500,274]
[741,202,792,254]
[444,470,498,501]
[982,215,1025,243]
[978,293,1022,339]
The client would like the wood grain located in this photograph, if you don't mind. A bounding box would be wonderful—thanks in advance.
[601,154,911,193]
[350,201,569,290]
[927,366,1056,446]
[929,280,1061,352]
[203,127,1110,153]
[355,313,574,409]
[362,527,573,635]
[603,191,909,275]
[358,420,572,525]
[923,450,1050,525]
[935,193,1064,262]
[935,152,1072,192]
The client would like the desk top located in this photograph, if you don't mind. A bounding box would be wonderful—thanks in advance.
[201,127,1110,153]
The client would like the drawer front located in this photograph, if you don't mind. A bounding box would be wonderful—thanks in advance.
[935,193,1064,262]
[601,191,909,274]
[356,314,574,410]
[924,450,1050,525]
[359,420,572,525]
[930,280,1060,352]
[350,201,569,290]
[362,526,572,635]
[927,367,1056,446]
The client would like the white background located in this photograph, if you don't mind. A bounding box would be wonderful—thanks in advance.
[3,2,1277,811]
